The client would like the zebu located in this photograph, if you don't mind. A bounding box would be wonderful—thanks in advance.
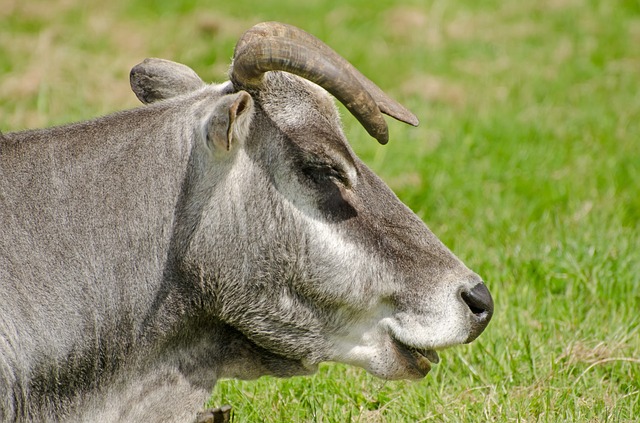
[0,22,493,422]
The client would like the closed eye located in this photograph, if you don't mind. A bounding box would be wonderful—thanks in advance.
[302,163,351,188]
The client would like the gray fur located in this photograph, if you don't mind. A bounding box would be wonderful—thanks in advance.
[0,56,492,421]
[130,58,205,104]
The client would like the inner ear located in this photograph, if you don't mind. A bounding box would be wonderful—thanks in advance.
[207,91,254,152]
[229,91,251,122]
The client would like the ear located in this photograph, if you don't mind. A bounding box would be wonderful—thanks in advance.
[206,91,254,152]
[130,58,205,104]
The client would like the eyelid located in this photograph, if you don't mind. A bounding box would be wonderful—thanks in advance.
[326,165,351,187]
[299,145,358,189]
[303,162,352,188]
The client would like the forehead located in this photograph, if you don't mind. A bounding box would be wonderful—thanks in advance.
[256,72,355,163]
[258,72,339,126]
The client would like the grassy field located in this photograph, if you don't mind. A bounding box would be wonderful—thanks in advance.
[2,0,639,421]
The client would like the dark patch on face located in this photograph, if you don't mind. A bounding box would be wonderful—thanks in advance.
[316,182,358,221]
[294,143,358,222]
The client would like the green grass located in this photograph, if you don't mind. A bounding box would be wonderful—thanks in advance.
[2,0,639,421]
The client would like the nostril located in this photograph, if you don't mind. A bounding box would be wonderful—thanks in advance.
[461,282,494,343]
[461,283,494,317]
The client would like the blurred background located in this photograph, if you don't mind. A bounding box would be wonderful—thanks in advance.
[2,0,639,421]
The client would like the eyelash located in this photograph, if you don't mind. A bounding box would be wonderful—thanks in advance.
[304,164,349,187]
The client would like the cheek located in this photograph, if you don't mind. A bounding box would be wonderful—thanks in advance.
[292,218,397,313]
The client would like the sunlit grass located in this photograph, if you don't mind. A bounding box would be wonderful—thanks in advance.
[2,0,639,421]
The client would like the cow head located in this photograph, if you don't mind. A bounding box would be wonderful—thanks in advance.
[130,22,492,381]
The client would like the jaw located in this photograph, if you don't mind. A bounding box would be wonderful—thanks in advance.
[326,302,472,380]
[332,339,432,380]
[220,349,318,381]
[329,326,439,380]
[213,324,320,381]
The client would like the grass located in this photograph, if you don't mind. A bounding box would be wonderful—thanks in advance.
[2,0,639,421]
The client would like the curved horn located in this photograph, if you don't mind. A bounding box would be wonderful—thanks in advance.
[234,22,419,127]
[230,22,419,144]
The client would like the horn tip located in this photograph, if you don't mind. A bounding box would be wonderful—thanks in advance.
[373,128,389,145]
[379,103,420,127]
[389,108,420,127]
[406,114,420,127]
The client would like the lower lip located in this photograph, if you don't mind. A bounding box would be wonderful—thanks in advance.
[412,353,433,375]
[391,338,435,376]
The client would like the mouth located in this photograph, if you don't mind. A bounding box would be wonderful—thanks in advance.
[392,337,440,377]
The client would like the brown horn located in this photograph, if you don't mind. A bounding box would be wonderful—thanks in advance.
[230,22,418,144]
[234,22,419,127]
